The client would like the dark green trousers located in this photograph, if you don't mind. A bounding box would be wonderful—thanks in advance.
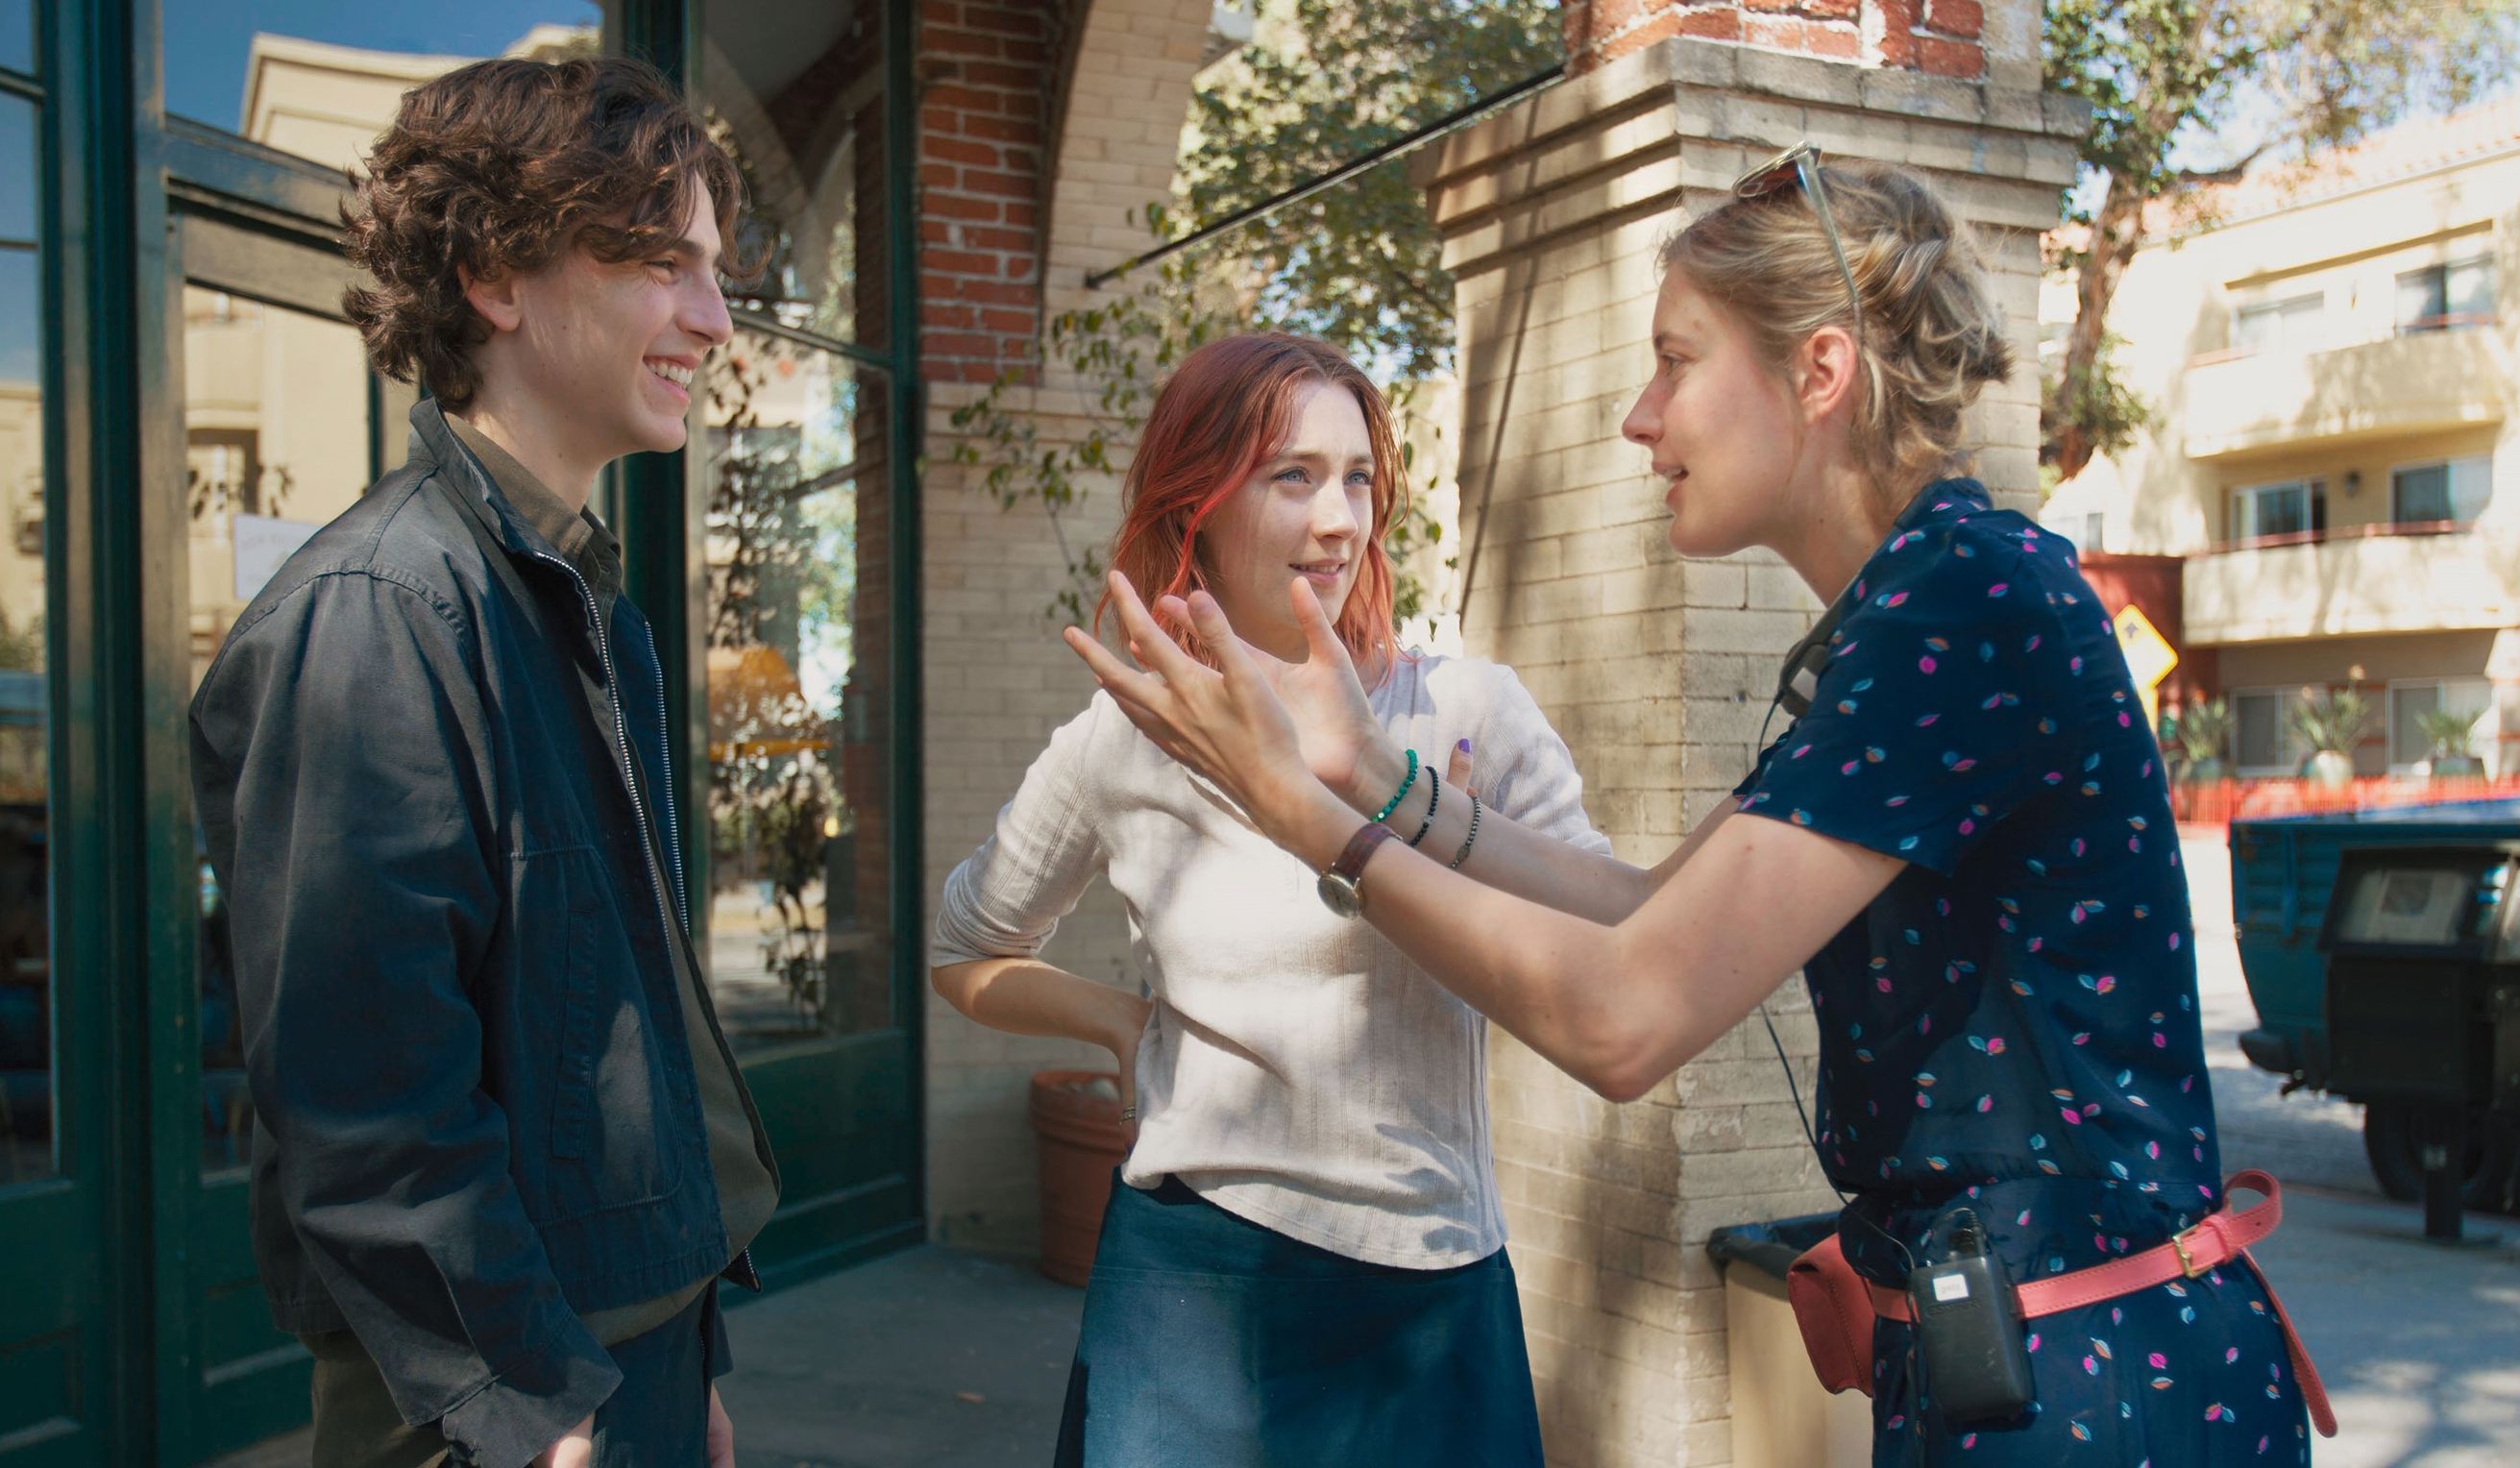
[305,1285,727,1467]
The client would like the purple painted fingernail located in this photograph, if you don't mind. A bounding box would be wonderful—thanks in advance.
[1456,738,1473,753]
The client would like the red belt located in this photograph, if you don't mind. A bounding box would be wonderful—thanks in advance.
[1866,1171,2335,1436]
[1789,1169,2336,1437]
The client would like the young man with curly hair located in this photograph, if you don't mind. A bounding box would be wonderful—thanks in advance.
[189,56,778,1468]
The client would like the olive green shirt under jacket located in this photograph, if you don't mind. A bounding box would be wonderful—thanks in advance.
[447,415,778,1344]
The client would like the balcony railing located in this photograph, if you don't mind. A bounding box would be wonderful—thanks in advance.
[2185,524,2520,644]
[2207,517,2469,555]
[2182,321,2508,459]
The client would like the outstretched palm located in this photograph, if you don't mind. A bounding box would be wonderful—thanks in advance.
[1153,579,1389,805]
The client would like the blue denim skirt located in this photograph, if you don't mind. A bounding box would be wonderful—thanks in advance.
[1053,1172,1545,1467]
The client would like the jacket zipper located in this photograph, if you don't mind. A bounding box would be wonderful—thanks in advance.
[651,661,689,917]
[641,622,772,1296]
[531,549,772,1292]
[529,550,682,951]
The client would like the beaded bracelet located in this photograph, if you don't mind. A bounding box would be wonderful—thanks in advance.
[1371,747,1420,824]
[1406,766,1441,847]
[1448,792,1482,870]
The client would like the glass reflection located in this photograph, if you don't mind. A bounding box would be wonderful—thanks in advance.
[0,94,46,1184]
[704,331,892,1048]
[700,0,884,346]
[162,3,606,169]
[183,284,375,1174]
[0,0,29,77]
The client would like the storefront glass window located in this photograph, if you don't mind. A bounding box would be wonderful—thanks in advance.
[162,3,608,171]
[183,284,376,1175]
[702,333,894,1050]
[0,93,47,1185]
[699,0,886,346]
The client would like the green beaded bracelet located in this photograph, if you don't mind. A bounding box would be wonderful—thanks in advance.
[1371,747,1420,823]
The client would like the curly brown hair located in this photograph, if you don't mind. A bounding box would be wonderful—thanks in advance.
[341,56,759,413]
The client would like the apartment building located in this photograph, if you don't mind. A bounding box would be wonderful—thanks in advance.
[2043,100,2520,777]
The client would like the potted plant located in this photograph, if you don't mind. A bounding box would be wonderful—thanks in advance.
[2288,685,2377,788]
[2415,705,2487,779]
[2168,697,2237,784]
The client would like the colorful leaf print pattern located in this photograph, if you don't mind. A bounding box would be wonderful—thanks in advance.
[1734,484,2308,1463]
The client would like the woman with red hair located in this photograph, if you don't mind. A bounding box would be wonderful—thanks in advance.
[931,333,1607,1464]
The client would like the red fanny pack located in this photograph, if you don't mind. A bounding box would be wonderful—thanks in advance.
[1784,1170,2336,1437]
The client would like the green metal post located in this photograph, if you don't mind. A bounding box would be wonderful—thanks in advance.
[613,0,711,935]
[43,0,157,1456]
[882,0,926,1224]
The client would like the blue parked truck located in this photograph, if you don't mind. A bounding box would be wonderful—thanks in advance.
[2231,797,2520,1214]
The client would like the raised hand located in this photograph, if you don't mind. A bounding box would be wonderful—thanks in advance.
[1063,572,1320,844]
[1151,576,1396,813]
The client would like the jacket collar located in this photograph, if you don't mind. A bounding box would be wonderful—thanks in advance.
[406,398,574,569]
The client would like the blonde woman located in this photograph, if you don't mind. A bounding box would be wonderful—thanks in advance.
[1068,156,2332,1466]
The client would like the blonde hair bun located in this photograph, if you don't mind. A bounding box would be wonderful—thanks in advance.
[1660,159,2014,502]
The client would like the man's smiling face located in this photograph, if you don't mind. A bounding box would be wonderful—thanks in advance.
[498,179,734,466]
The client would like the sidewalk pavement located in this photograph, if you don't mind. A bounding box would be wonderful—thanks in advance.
[713,1246,1081,1467]
[213,1247,1087,1468]
[2254,1187,2520,1467]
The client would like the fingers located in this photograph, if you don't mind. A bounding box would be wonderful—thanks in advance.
[1446,736,1475,795]
[1062,624,1144,691]
[1104,572,1196,680]
[1287,577,1353,670]
[1185,591,1264,685]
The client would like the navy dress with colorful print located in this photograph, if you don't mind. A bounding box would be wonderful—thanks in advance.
[1733,481,2312,1466]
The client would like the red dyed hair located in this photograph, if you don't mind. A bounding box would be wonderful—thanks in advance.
[1096,332,1406,675]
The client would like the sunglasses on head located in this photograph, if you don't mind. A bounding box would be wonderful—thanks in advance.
[1733,142,1865,351]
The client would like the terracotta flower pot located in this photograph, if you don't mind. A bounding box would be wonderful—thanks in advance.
[1030,1069,1131,1287]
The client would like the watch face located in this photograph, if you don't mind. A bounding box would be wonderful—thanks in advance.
[1317,869,1363,918]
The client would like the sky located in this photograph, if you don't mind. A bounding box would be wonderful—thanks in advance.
[2,95,33,384]
[1,1,28,77]
[159,0,599,129]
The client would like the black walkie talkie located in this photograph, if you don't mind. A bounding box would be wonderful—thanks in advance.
[1907,1211,2037,1427]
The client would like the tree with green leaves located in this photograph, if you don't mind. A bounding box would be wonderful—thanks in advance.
[1177,0,1561,380]
[2042,0,2520,481]
[952,0,1560,624]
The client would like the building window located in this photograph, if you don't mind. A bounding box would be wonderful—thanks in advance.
[2229,478,2326,543]
[2389,456,2493,527]
[0,89,53,1186]
[2232,291,2324,354]
[2234,688,2305,776]
[2395,256,2495,334]
[2386,677,2492,771]
[2078,512,2106,553]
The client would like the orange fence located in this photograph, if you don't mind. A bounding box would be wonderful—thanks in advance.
[2170,773,2520,829]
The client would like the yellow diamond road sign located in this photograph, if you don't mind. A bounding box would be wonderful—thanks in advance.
[2113,603,2178,728]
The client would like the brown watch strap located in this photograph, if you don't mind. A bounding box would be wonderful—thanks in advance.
[1329,820,1399,885]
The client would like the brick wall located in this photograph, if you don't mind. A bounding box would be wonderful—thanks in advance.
[1418,10,2081,1462]
[1562,0,1993,78]
[916,0,1216,1256]
[917,0,1061,386]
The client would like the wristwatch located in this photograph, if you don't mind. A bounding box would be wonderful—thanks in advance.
[1317,821,1398,918]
